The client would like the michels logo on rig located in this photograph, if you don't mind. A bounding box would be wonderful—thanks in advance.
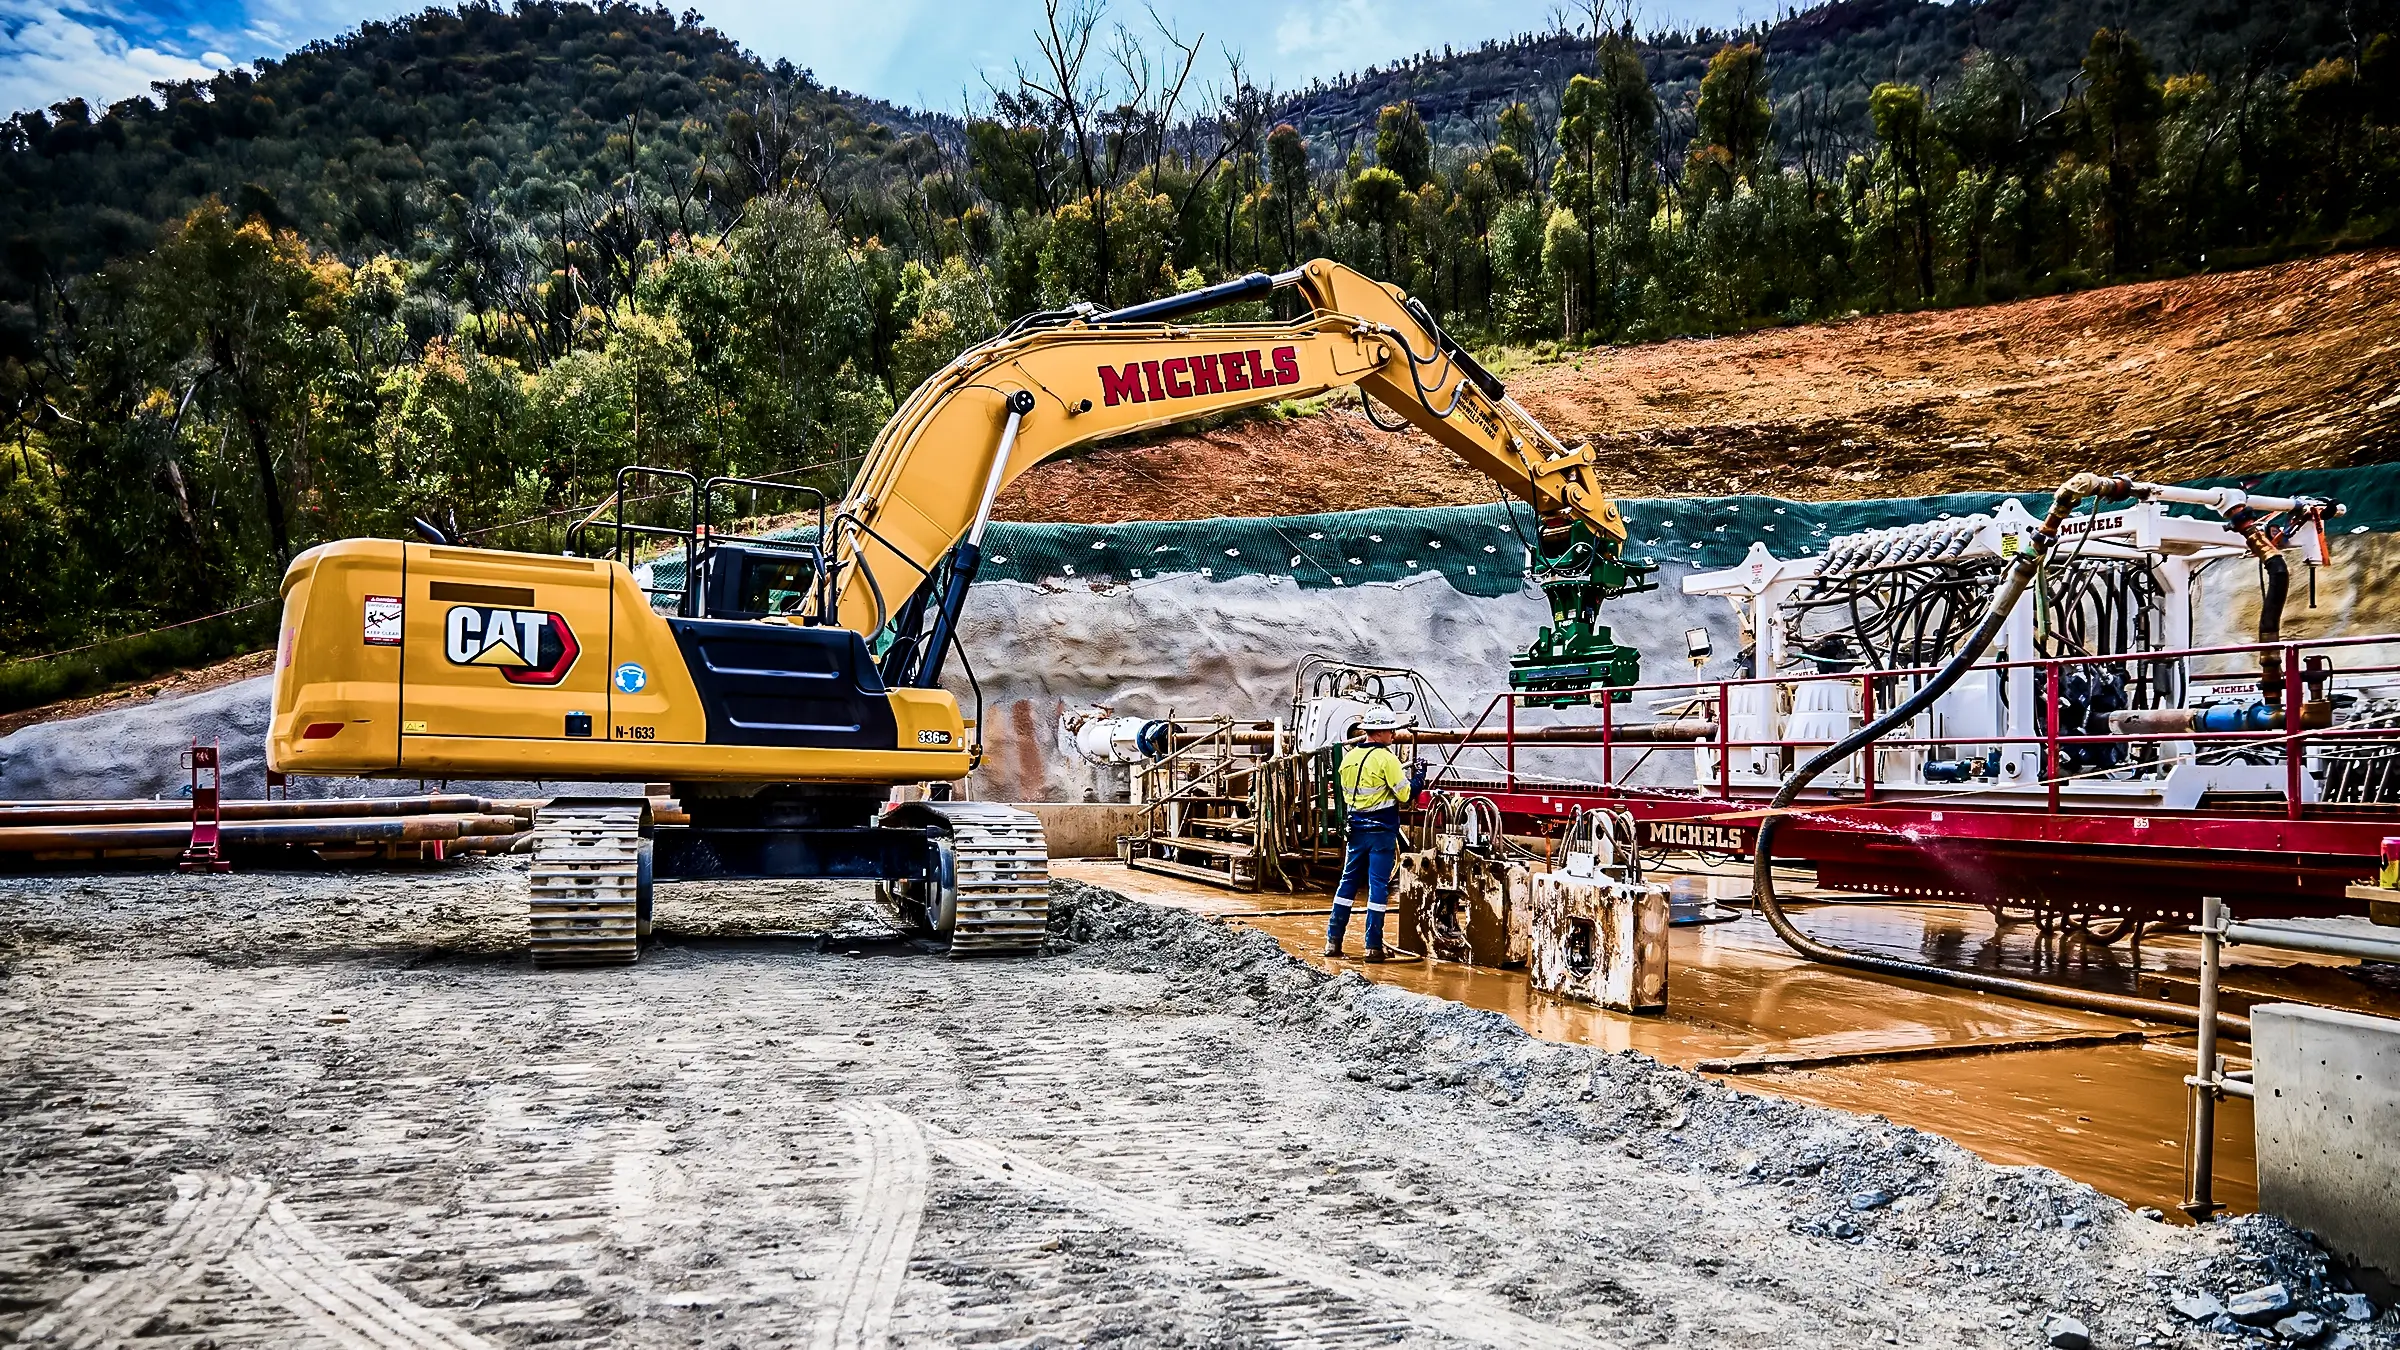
[443,606,581,685]
[1098,346,1301,407]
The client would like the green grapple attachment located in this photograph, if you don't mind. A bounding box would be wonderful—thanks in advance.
[1508,518,1658,707]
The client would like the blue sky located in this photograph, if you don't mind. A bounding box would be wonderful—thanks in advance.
[0,0,1764,119]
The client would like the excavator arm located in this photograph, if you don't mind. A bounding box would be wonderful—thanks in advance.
[810,259,1649,692]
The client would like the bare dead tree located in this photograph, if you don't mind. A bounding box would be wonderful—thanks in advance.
[1468,102,1501,157]
[1125,5,1204,192]
[1569,0,1608,46]
[1523,88,1564,187]
[1780,84,1839,197]
[662,144,716,241]
[728,80,828,201]
[1194,51,1271,270]
[1020,0,1110,299]
[1109,26,1154,186]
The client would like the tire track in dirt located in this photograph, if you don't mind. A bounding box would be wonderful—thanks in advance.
[21,1171,494,1350]
[0,916,895,1346]
[885,965,1939,1348]
[919,1109,1611,1350]
[815,1102,929,1350]
[230,1196,495,1350]
[19,1173,273,1347]
[0,919,1831,1350]
[0,959,284,1341]
[880,986,1541,1347]
[2,868,2338,1349]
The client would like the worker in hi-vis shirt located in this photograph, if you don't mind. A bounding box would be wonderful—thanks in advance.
[1328,709,1427,961]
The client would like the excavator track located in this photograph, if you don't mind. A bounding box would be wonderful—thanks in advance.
[885,801,1051,956]
[527,799,650,966]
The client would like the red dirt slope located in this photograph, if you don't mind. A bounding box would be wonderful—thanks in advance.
[995,249,2400,522]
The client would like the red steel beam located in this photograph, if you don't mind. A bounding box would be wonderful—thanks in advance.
[1446,787,2391,918]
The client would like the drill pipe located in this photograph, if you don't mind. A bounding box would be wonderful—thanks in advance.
[1749,471,2252,1041]
[2107,702,2334,736]
[448,830,535,854]
[1172,722,1720,750]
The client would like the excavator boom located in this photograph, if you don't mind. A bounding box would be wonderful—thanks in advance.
[813,260,1643,685]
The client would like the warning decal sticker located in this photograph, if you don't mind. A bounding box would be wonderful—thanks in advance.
[364,595,403,646]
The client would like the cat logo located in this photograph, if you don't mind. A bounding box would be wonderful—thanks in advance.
[443,606,580,686]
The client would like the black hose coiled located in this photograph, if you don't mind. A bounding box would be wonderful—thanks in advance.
[1749,473,2251,1039]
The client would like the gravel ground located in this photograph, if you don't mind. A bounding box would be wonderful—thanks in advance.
[0,861,2392,1349]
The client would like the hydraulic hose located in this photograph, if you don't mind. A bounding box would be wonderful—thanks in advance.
[2255,552,2289,704]
[1749,472,2252,1039]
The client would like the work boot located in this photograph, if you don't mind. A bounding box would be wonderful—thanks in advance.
[1363,947,1389,964]
[1323,943,1342,957]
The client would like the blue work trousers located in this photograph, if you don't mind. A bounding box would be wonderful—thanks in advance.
[1328,817,1399,953]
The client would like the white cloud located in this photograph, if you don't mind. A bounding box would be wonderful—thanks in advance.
[234,0,409,54]
[0,0,220,115]
[1273,0,1407,81]
[694,0,992,107]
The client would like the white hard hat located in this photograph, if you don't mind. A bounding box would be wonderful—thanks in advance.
[1356,708,1414,733]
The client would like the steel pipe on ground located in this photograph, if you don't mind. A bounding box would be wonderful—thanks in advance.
[2224,920,2400,964]
[447,830,535,854]
[0,813,524,854]
[0,795,533,828]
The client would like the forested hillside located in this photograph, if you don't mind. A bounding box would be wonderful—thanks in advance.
[1281,0,2381,155]
[0,2,935,274]
[0,0,2395,704]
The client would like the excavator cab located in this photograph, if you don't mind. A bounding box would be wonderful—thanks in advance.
[569,467,831,623]
[697,541,816,620]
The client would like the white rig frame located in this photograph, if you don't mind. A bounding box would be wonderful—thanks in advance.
[1684,493,2334,808]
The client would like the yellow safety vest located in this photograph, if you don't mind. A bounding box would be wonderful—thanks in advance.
[1339,744,1411,815]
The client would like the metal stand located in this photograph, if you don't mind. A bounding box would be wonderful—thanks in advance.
[2180,895,2238,1218]
[2180,897,2400,1218]
[176,742,232,874]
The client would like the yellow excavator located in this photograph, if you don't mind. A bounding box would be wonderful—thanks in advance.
[267,259,1646,964]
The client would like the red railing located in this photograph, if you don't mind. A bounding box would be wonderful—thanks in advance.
[1436,632,2400,820]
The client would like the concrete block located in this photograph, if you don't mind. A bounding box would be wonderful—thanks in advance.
[2252,1002,2400,1280]
[1524,870,1668,1011]
[1009,802,1144,859]
[1394,851,1530,967]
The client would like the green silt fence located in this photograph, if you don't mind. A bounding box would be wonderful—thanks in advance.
[643,461,2400,600]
